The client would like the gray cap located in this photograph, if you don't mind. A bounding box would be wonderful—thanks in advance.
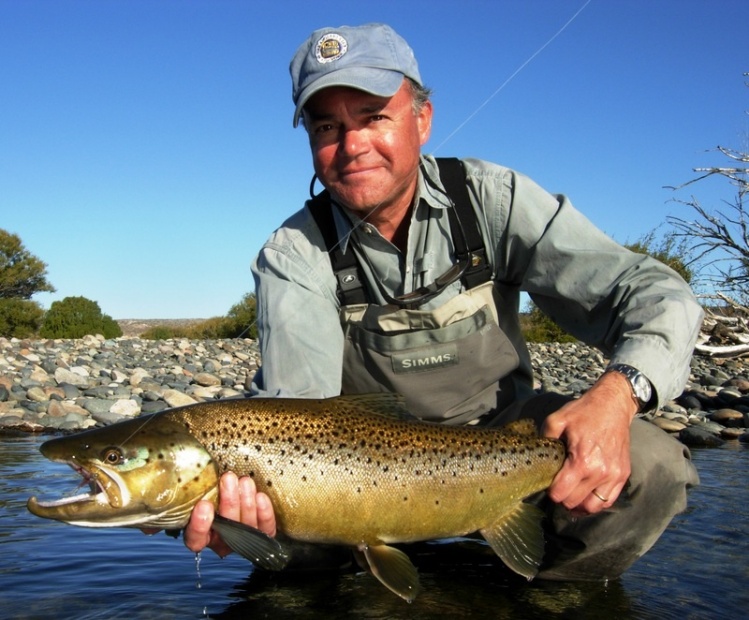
[289,23,422,127]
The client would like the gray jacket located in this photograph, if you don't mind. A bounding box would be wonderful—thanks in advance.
[251,155,703,410]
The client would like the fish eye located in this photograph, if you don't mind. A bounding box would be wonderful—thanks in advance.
[102,447,124,465]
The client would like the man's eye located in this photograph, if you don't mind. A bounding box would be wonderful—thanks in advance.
[314,124,334,134]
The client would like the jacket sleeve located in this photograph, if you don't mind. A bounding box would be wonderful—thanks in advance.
[250,208,345,398]
[470,160,703,407]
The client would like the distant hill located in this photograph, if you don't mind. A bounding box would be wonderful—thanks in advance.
[116,319,207,337]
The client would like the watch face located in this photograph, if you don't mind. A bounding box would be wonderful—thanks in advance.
[633,373,652,402]
[609,364,651,406]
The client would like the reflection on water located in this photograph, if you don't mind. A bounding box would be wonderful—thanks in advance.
[1,433,747,619]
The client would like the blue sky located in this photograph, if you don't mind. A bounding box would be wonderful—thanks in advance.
[2,0,747,319]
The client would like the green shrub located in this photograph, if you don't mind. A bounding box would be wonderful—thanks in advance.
[0,298,45,338]
[187,317,232,339]
[140,293,257,341]
[40,296,122,339]
[521,303,577,344]
[625,231,693,284]
[223,293,258,339]
[140,325,190,340]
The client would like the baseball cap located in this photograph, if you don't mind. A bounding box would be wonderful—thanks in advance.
[289,23,422,127]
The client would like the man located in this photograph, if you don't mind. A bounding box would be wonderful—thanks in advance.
[185,23,702,580]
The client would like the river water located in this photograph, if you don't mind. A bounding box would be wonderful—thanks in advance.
[1,432,746,619]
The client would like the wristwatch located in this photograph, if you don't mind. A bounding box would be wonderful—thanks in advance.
[605,363,653,411]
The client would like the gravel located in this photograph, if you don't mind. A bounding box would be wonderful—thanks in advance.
[1,335,747,447]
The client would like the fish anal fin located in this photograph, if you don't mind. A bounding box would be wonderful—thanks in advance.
[480,501,546,580]
[359,543,421,603]
[211,514,289,571]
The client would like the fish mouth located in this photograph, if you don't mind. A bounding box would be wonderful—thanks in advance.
[27,460,128,523]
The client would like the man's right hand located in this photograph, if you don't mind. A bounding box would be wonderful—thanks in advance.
[184,471,277,557]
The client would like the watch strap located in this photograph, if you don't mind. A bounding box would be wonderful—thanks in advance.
[605,363,653,412]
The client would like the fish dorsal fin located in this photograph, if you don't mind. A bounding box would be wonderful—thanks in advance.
[211,515,289,571]
[479,501,546,580]
[357,543,421,603]
[330,393,416,421]
[497,418,539,437]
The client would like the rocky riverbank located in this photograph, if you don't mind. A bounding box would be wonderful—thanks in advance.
[1,335,747,447]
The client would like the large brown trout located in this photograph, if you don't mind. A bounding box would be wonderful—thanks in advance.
[27,394,565,601]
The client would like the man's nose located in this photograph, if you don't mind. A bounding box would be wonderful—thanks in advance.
[339,127,368,157]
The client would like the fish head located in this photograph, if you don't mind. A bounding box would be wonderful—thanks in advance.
[27,414,219,530]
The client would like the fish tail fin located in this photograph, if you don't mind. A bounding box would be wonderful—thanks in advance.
[479,501,546,580]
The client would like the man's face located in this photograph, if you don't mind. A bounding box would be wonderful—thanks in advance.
[303,81,432,217]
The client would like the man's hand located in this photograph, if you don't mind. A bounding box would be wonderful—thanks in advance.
[542,371,638,515]
[183,472,277,557]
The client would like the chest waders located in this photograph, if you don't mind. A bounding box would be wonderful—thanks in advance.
[310,158,519,424]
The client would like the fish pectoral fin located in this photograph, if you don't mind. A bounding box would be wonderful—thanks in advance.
[211,515,289,571]
[480,501,546,580]
[358,543,421,603]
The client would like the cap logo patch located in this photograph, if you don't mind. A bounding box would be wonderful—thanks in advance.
[315,33,347,64]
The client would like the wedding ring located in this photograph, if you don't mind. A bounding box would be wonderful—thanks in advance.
[592,489,608,503]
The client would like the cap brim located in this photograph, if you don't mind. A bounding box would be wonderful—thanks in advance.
[293,68,405,127]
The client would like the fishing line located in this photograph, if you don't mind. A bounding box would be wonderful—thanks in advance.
[429,0,593,156]
[237,1,594,340]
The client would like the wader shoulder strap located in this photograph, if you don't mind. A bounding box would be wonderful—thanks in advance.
[309,158,491,306]
[435,158,493,290]
[308,190,368,305]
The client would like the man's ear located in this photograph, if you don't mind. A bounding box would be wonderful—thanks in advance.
[417,100,433,146]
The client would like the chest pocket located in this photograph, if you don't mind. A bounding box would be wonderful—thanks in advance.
[340,281,519,423]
